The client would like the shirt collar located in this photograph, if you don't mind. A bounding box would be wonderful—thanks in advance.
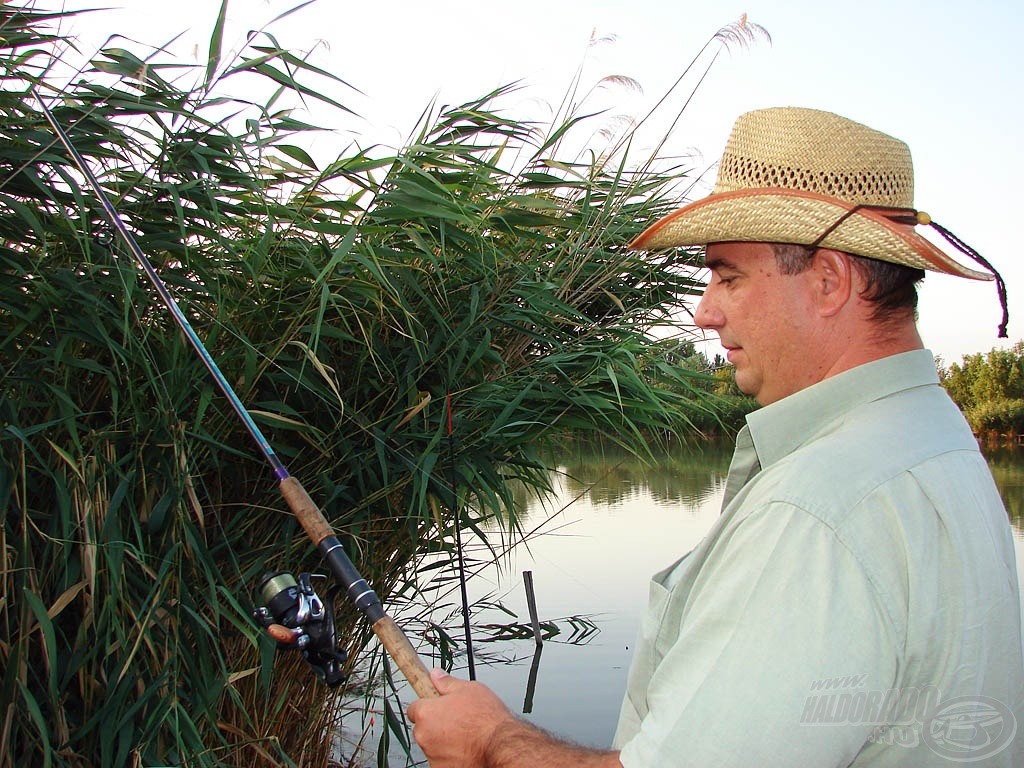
[742,349,939,471]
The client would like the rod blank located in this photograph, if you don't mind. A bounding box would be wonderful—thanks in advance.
[32,87,437,699]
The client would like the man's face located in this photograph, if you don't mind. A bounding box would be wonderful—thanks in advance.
[694,242,821,406]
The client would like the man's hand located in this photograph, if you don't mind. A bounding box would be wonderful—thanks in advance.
[408,668,515,768]
[407,668,623,768]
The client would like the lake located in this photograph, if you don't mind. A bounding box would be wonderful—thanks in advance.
[361,440,1024,764]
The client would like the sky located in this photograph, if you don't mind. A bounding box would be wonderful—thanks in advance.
[38,0,1024,364]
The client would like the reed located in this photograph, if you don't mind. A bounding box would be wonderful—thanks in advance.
[0,3,762,764]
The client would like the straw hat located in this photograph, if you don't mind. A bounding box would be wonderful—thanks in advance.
[629,107,994,282]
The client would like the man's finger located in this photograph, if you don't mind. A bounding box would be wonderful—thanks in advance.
[429,668,453,690]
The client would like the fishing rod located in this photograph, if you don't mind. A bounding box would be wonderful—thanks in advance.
[31,86,438,699]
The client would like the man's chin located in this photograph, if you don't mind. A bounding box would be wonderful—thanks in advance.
[733,371,760,400]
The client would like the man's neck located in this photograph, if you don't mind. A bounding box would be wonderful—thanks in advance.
[815,320,923,387]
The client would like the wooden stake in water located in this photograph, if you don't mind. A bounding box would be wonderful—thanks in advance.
[521,569,544,713]
[523,570,543,648]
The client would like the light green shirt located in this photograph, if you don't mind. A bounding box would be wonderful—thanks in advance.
[614,350,1024,766]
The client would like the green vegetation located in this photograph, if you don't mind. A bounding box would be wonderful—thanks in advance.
[668,342,758,434]
[0,3,765,765]
[938,341,1024,440]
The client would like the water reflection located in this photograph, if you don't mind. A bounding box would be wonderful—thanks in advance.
[410,443,743,751]
[559,442,733,508]
[986,446,1024,530]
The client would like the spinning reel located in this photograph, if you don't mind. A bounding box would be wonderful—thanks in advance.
[253,571,348,687]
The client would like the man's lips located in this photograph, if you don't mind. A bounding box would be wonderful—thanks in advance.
[723,345,741,363]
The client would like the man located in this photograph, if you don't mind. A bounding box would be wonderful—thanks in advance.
[407,107,1024,766]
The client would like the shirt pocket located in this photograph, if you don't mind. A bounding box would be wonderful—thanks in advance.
[626,549,701,720]
[641,551,696,659]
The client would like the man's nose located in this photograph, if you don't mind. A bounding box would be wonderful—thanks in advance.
[693,288,723,330]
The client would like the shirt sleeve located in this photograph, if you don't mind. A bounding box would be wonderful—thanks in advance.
[618,501,899,768]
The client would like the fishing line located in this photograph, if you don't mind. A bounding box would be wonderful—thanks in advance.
[447,390,476,678]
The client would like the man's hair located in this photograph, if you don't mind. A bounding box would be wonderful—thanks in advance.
[770,242,925,324]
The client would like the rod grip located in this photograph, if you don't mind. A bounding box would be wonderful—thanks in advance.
[373,615,439,698]
[279,476,334,545]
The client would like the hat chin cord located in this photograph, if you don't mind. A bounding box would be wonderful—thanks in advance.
[927,219,1009,338]
[811,205,1009,338]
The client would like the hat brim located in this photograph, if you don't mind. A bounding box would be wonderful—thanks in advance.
[630,188,992,281]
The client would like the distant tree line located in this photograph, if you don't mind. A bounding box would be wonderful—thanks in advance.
[938,341,1024,441]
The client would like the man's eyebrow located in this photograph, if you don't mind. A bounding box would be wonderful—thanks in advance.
[704,256,737,271]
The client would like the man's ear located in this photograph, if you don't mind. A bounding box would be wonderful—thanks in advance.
[810,248,854,317]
